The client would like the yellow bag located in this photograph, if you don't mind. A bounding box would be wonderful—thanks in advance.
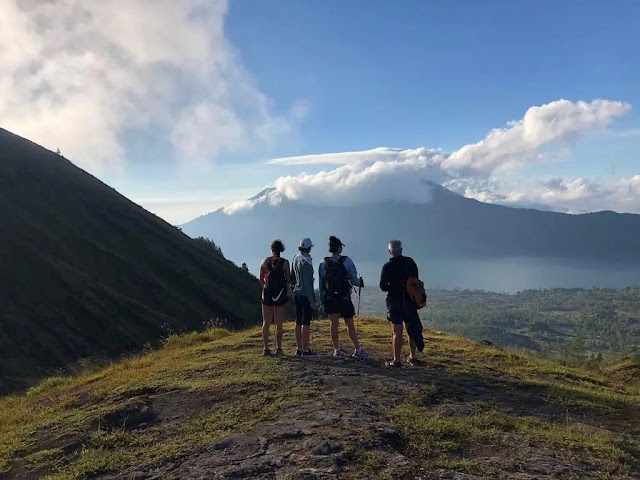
[406,276,427,310]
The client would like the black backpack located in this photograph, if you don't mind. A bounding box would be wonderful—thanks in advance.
[324,256,351,300]
[264,258,287,303]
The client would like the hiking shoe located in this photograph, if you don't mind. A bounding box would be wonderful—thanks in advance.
[295,348,303,356]
[352,348,369,359]
[332,348,342,358]
[275,348,284,356]
[385,360,402,368]
[301,349,317,357]
[407,357,421,366]
[262,348,272,356]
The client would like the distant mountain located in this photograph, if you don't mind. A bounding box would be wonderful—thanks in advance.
[182,182,640,275]
[0,128,260,394]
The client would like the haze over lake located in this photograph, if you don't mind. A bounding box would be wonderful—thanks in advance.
[354,257,640,317]
[357,257,640,294]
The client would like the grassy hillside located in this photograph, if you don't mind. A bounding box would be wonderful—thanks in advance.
[2,318,639,479]
[0,128,261,394]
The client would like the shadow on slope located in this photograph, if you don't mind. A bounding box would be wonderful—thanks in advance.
[0,128,261,394]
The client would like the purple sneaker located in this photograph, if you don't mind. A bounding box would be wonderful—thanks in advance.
[352,348,369,359]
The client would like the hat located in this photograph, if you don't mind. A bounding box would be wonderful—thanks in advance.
[329,235,345,247]
[299,237,314,248]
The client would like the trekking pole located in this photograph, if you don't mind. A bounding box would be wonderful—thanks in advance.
[356,277,364,330]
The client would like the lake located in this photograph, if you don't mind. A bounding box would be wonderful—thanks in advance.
[353,257,640,318]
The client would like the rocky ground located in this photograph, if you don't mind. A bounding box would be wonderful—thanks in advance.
[2,319,639,479]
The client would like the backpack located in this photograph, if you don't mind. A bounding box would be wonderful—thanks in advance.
[264,257,287,303]
[404,259,427,310]
[324,256,351,300]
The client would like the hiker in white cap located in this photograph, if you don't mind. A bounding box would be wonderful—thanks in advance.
[291,238,317,356]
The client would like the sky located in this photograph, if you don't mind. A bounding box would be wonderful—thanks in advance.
[1,0,639,223]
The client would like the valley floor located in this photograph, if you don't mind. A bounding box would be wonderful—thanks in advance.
[1,318,639,479]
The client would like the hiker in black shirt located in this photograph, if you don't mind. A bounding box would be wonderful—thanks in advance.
[379,240,424,367]
[259,239,291,356]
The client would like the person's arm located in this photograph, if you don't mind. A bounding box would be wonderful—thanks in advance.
[379,263,389,292]
[259,260,267,288]
[344,257,359,286]
[410,258,419,278]
[318,261,326,301]
[283,259,291,285]
[290,259,297,288]
[303,262,316,304]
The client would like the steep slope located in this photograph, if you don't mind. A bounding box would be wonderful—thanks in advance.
[182,183,640,273]
[0,128,261,394]
[1,318,639,479]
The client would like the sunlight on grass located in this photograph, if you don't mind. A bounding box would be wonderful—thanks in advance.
[0,324,314,478]
[2,318,640,479]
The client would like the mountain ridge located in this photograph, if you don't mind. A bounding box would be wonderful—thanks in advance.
[182,182,640,275]
[0,128,261,394]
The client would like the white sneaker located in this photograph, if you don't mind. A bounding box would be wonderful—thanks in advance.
[332,348,341,357]
[352,347,369,359]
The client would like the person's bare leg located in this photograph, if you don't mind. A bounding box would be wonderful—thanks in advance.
[262,305,274,350]
[274,306,284,350]
[344,318,360,349]
[329,313,340,350]
[392,323,404,363]
[302,325,311,350]
[408,337,417,360]
[295,324,302,350]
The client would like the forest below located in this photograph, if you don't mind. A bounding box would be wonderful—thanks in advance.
[419,288,640,365]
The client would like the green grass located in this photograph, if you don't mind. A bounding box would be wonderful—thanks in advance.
[345,450,393,480]
[0,325,312,479]
[2,318,640,479]
[26,377,76,397]
[390,388,639,477]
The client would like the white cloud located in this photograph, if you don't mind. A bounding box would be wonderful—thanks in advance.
[443,99,631,172]
[615,128,640,137]
[498,176,640,214]
[0,0,305,174]
[224,98,637,215]
[268,147,419,166]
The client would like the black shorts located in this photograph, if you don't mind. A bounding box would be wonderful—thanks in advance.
[324,297,355,319]
[262,289,288,307]
[386,296,420,326]
[294,295,313,326]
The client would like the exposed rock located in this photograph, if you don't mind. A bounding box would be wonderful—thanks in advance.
[439,403,483,417]
[100,398,154,430]
[311,440,343,456]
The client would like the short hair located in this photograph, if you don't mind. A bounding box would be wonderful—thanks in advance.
[329,235,343,254]
[271,239,285,255]
[388,240,402,254]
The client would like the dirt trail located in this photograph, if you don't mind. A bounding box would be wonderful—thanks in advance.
[99,343,630,480]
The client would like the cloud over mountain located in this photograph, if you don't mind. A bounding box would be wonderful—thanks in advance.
[224,99,636,215]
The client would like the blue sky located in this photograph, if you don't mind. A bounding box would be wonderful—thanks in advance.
[2,0,639,222]
[227,0,639,151]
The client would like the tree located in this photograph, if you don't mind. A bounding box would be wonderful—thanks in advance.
[241,262,249,273]
[193,236,223,257]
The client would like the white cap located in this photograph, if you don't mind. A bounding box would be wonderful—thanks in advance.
[299,237,314,248]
